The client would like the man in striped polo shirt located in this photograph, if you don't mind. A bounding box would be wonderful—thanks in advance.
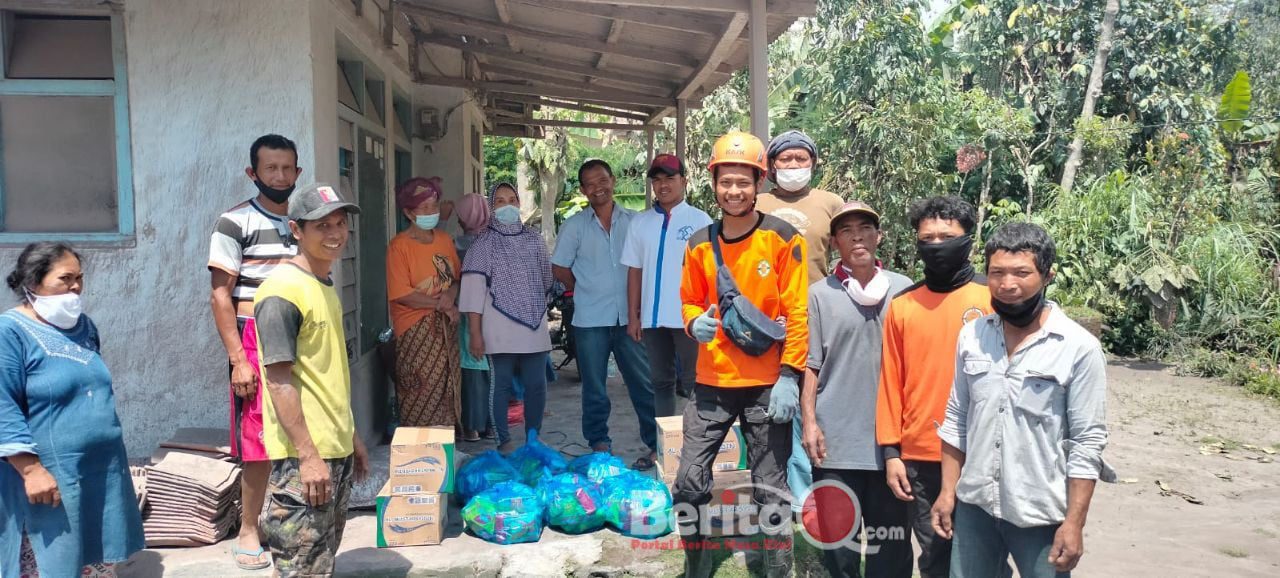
[207,134,302,571]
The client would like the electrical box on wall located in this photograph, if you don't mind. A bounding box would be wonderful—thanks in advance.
[419,107,446,142]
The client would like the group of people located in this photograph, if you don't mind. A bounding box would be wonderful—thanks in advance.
[0,128,1112,578]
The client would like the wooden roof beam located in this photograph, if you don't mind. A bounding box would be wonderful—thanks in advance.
[512,0,726,36]
[397,1,700,69]
[416,31,676,90]
[492,0,521,52]
[415,74,679,107]
[504,117,660,131]
[530,0,817,14]
[595,19,624,70]
[492,94,654,122]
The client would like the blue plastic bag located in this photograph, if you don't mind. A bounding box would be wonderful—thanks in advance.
[600,471,674,539]
[462,481,546,545]
[507,432,569,487]
[539,472,605,534]
[457,450,520,502]
[567,452,627,486]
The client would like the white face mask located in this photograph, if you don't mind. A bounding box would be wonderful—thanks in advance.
[494,205,522,225]
[27,290,83,329]
[842,267,891,307]
[774,167,812,192]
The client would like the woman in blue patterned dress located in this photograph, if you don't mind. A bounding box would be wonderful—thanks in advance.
[0,242,144,577]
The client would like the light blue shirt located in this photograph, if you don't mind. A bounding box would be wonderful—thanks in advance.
[551,202,636,327]
[938,303,1115,528]
[620,201,713,329]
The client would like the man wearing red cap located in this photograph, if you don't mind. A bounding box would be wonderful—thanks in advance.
[622,154,712,419]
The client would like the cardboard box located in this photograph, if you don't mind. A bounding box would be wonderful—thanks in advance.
[389,427,456,494]
[656,415,747,476]
[659,468,757,537]
[375,482,447,547]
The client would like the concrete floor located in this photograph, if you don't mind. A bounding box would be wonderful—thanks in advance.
[118,353,685,577]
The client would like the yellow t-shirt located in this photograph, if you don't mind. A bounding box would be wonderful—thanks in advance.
[254,263,354,460]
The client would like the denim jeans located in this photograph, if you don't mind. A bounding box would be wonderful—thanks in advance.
[952,501,1061,578]
[574,324,656,450]
[489,352,548,446]
[461,368,491,433]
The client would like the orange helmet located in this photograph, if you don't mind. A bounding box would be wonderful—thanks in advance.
[708,131,768,174]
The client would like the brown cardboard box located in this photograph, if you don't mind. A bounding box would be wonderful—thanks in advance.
[375,482,447,547]
[389,427,455,494]
[656,415,747,476]
[658,467,757,537]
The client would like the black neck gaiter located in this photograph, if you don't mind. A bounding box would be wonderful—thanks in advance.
[255,180,295,204]
[917,236,975,293]
[992,287,1047,327]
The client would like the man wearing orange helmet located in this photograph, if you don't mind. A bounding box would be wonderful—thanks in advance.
[674,131,809,578]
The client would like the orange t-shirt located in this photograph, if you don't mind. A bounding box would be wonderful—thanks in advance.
[876,279,991,462]
[386,230,460,338]
[680,214,808,388]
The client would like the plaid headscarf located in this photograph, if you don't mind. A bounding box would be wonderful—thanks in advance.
[460,183,553,329]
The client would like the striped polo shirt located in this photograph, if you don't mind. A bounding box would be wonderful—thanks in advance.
[208,198,297,316]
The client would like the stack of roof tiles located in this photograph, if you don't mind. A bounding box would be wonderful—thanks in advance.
[141,429,241,547]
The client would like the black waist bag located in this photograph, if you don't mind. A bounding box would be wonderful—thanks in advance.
[710,222,785,356]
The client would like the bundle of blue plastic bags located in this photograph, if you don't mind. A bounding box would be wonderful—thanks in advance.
[600,471,674,539]
[456,450,520,502]
[539,472,604,534]
[506,432,568,486]
[460,443,673,545]
[461,481,545,545]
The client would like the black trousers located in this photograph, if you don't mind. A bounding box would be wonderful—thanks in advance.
[672,384,793,578]
[811,467,914,578]
[904,460,951,578]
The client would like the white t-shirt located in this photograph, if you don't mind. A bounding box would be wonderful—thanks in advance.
[620,201,713,329]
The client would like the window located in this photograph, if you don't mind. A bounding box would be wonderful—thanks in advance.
[0,12,132,242]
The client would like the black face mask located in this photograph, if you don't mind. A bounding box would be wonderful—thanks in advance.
[917,236,975,292]
[254,179,295,204]
[992,287,1047,328]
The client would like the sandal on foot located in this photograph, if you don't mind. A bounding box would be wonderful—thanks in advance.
[233,546,271,570]
[631,454,657,471]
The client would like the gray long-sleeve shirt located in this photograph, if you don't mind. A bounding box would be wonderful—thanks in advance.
[937,303,1114,528]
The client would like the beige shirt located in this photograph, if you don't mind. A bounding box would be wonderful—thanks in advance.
[757,187,844,283]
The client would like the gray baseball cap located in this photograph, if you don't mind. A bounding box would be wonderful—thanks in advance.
[287,183,361,221]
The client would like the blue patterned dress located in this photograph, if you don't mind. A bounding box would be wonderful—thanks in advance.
[0,309,144,577]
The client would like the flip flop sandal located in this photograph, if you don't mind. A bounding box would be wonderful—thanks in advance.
[233,546,271,570]
[631,455,657,471]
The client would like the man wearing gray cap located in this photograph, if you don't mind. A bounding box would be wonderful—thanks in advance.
[254,183,370,577]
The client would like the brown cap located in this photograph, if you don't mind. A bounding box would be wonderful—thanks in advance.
[829,200,880,234]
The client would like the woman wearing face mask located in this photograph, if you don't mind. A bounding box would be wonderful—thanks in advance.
[1,242,144,578]
[387,177,462,428]
[459,183,554,453]
[452,193,494,442]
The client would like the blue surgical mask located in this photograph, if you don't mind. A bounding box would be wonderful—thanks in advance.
[415,213,440,230]
[494,205,522,225]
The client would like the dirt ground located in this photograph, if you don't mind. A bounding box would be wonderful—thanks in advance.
[122,357,1280,577]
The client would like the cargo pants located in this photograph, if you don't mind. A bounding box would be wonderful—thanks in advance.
[672,384,793,578]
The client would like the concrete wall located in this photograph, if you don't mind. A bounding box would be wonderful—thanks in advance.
[39,0,315,456]
[0,0,476,456]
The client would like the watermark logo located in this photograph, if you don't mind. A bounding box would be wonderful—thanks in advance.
[628,479,905,553]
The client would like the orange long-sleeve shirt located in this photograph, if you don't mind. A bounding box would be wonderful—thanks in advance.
[876,279,991,462]
[680,213,808,388]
